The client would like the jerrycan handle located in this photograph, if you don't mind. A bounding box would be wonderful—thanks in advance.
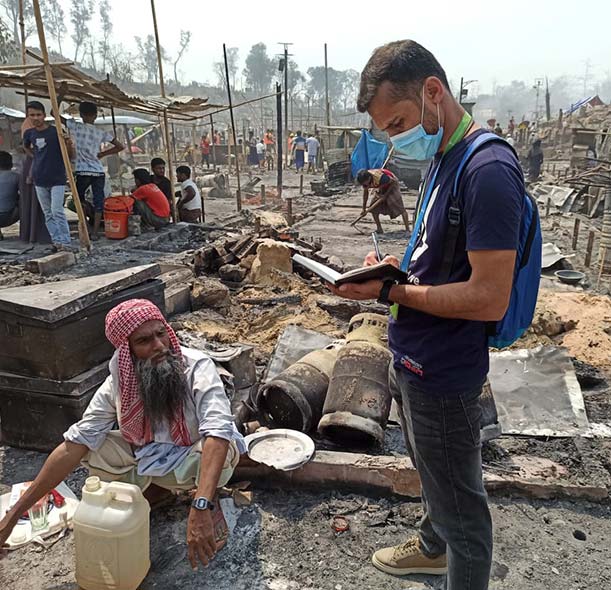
[105,482,144,506]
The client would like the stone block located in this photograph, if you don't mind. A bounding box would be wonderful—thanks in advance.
[191,277,230,310]
[25,251,76,276]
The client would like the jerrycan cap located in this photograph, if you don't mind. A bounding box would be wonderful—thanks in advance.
[84,476,101,492]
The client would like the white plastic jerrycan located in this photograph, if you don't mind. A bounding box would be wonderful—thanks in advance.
[73,476,151,590]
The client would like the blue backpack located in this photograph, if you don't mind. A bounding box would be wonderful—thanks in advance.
[438,132,542,349]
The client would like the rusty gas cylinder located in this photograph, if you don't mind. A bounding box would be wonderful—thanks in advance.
[318,313,392,446]
[255,343,341,432]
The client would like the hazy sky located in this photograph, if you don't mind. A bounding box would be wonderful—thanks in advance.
[45,0,611,97]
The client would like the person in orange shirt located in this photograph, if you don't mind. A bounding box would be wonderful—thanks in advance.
[131,168,170,230]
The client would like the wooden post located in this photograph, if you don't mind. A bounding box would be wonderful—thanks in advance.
[150,0,178,222]
[31,0,90,250]
[572,218,580,250]
[546,197,551,217]
[276,83,283,199]
[223,43,241,212]
[260,184,266,205]
[299,173,304,195]
[108,99,125,196]
[286,197,293,226]
[324,43,331,150]
[585,230,595,268]
[18,0,28,108]
[209,114,216,168]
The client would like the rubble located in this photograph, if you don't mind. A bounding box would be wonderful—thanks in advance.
[249,240,293,285]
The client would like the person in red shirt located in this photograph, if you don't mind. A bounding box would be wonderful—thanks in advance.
[200,134,211,169]
[132,168,170,230]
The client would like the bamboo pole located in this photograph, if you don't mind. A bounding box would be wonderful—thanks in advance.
[223,43,241,212]
[32,0,90,250]
[150,0,178,222]
[18,0,28,109]
[0,61,74,71]
[108,96,125,196]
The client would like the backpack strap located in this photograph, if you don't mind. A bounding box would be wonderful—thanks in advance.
[436,133,509,285]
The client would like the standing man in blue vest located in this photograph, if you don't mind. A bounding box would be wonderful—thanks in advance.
[330,40,524,590]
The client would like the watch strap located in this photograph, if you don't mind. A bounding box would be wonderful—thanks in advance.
[377,280,395,305]
[191,496,215,511]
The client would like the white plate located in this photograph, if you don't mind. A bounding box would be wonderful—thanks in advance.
[244,429,315,471]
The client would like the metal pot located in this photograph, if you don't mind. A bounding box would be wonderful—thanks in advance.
[318,313,392,446]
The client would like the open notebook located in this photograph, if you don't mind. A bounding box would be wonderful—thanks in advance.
[293,254,407,286]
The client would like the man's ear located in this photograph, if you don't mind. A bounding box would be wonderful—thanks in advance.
[423,76,445,105]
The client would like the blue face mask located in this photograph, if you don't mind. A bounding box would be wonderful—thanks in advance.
[390,93,443,160]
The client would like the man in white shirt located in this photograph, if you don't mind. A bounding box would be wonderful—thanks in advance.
[0,299,244,569]
[256,139,265,169]
[176,165,202,223]
[66,102,124,239]
[306,133,320,173]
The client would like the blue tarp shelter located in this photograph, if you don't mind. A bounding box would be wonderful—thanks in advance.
[350,129,389,177]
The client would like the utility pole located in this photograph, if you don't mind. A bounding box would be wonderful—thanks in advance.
[533,78,543,123]
[276,83,283,198]
[324,43,331,148]
[278,42,292,168]
[224,43,242,212]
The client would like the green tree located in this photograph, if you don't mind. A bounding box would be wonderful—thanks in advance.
[172,30,191,84]
[213,46,239,90]
[243,43,275,95]
[70,0,93,62]
[339,69,360,112]
[0,16,16,63]
[98,0,112,72]
[0,0,33,44]
[40,0,67,56]
[135,34,166,84]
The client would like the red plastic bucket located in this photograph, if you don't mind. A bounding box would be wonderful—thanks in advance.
[104,196,134,240]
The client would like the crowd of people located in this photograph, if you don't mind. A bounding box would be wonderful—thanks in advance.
[0,100,214,246]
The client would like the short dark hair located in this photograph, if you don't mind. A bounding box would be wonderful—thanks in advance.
[26,100,45,114]
[79,101,98,117]
[296,130,302,136]
[0,151,13,170]
[133,168,152,184]
[151,157,166,168]
[176,165,191,177]
[356,169,372,185]
[357,40,450,113]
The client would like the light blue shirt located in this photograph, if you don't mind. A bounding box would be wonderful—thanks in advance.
[67,119,113,175]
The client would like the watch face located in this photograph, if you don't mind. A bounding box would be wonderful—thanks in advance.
[194,498,208,510]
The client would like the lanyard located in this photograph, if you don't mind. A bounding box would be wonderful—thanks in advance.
[399,112,473,273]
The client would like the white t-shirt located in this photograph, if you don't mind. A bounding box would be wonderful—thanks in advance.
[256,142,265,155]
[180,179,202,210]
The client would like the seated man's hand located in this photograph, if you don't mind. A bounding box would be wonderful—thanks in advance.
[0,514,18,558]
[187,507,217,570]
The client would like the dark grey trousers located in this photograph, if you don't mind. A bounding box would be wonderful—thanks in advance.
[390,365,493,590]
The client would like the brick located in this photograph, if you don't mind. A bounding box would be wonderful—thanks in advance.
[24,251,76,276]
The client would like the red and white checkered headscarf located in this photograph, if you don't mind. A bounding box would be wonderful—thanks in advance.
[105,299,192,447]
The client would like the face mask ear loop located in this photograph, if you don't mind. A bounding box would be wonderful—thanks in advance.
[421,84,426,125]
[436,102,441,131]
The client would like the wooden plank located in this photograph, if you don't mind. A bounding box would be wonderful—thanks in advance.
[233,451,609,502]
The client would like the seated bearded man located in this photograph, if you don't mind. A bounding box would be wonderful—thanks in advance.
[0,299,245,569]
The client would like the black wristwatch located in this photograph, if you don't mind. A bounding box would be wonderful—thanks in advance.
[377,280,395,305]
[191,496,215,511]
